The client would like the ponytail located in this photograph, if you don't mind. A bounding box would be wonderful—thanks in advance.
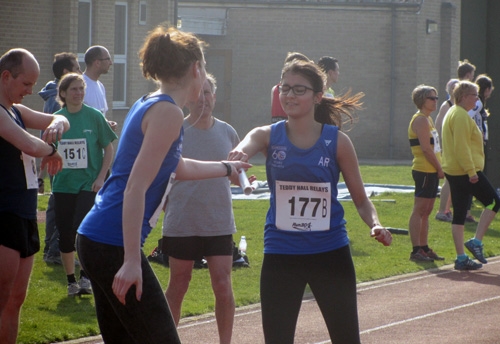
[315,90,363,130]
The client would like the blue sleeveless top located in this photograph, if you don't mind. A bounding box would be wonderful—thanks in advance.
[264,121,348,254]
[78,94,183,247]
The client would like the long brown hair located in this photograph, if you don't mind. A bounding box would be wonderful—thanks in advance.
[281,60,363,130]
[139,25,206,82]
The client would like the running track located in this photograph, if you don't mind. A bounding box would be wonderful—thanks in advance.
[62,257,500,343]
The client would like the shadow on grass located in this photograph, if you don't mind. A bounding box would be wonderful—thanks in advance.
[39,264,97,320]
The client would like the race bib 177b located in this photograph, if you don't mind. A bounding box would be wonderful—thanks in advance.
[275,180,331,231]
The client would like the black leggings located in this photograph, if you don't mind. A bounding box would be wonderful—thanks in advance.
[445,171,500,225]
[260,245,360,344]
[53,191,96,253]
[76,235,180,344]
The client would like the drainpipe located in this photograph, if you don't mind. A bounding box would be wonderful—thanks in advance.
[389,4,396,159]
[174,0,178,27]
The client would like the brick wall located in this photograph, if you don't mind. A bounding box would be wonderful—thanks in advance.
[0,0,175,131]
[0,0,462,159]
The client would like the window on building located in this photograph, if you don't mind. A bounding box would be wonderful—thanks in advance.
[78,0,92,60]
[139,1,147,25]
[114,2,128,108]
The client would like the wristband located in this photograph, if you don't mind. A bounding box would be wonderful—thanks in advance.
[48,142,57,156]
[222,162,232,177]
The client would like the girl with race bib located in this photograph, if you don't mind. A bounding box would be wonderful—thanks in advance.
[52,73,117,297]
[228,59,392,344]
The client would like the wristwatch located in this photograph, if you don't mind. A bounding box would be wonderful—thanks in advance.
[48,142,57,156]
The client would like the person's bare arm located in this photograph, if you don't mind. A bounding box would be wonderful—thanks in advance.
[337,131,392,246]
[0,106,66,157]
[227,125,271,162]
[435,101,450,137]
[92,143,114,192]
[16,104,69,143]
[113,101,184,305]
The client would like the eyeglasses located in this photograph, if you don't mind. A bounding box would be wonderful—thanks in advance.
[98,57,111,61]
[279,84,314,96]
[426,96,439,101]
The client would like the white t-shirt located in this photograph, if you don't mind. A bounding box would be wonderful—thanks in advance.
[468,99,483,132]
[83,74,108,116]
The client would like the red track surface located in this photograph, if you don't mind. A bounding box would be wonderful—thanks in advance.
[59,257,500,344]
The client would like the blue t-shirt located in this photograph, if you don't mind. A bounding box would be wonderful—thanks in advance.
[78,94,182,247]
[264,121,348,254]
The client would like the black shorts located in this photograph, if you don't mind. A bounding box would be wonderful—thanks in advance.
[412,170,439,199]
[162,234,233,261]
[0,212,40,258]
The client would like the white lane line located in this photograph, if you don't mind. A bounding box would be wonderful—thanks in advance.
[178,319,215,329]
[358,270,454,292]
[178,309,262,329]
[360,295,500,334]
[358,259,500,292]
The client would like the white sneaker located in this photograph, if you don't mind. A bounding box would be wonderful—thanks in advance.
[78,277,93,295]
[68,282,80,297]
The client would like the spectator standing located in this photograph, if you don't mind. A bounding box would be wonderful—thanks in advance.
[271,52,311,123]
[52,73,117,296]
[457,59,476,82]
[229,59,392,343]
[441,80,500,270]
[317,56,340,98]
[162,74,239,344]
[38,52,81,265]
[76,26,250,343]
[39,52,81,115]
[0,48,69,344]
[83,45,117,131]
[407,85,444,262]
[83,45,111,116]
[434,78,459,222]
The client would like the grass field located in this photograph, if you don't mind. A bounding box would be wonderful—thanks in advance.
[17,164,500,343]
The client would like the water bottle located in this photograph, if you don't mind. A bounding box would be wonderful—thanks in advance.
[238,236,247,256]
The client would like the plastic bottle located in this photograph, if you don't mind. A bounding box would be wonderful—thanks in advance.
[238,236,247,256]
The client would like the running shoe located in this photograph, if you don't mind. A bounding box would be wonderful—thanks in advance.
[425,248,445,261]
[44,254,62,265]
[464,239,487,264]
[454,257,482,271]
[409,249,434,262]
[465,215,477,223]
[78,277,93,295]
[435,212,452,222]
[68,282,80,297]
